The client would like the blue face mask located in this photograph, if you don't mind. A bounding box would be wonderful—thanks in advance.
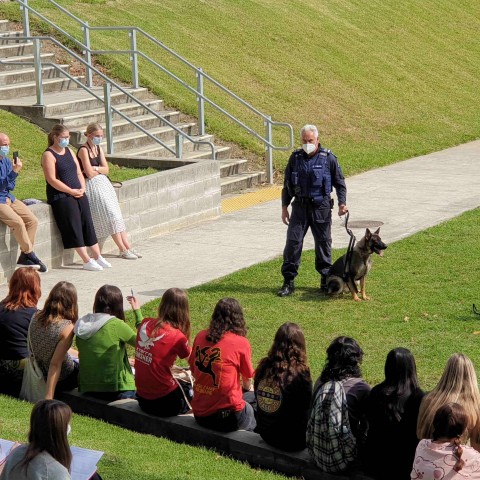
[0,146,10,157]
[92,136,103,146]
[59,138,69,148]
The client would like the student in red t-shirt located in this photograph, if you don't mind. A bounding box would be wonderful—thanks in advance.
[135,288,192,416]
[189,297,256,432]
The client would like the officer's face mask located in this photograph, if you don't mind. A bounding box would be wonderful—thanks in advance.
[302,143,316,155]
[0,146,10,158]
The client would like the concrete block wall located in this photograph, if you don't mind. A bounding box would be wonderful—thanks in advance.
[0,161,221,284]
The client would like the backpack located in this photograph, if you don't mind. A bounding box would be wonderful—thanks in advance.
[306,380,357,473]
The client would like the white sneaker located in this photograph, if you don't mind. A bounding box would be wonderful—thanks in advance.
[129,248,142,258]
[119,249,137,260]
[96,256,112,268]
[83,258,103,271]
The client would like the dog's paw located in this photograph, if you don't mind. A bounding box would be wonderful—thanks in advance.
[362,295,371,301]
[353,295,361,302]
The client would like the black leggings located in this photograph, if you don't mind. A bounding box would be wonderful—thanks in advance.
[137,386,190,417]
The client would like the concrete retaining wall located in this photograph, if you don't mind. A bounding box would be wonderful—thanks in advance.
[0,160,221,284]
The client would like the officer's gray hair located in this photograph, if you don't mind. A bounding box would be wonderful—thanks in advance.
[300,124,318,138]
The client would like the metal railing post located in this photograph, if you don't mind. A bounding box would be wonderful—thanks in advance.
[129,29,139,88]
[265,116,273,184]
[104,82,114,154]
[196,68,205,136]
[32,39,44,106]
[82,23,93,87]
[20,0,31,37]
[175,133,183,158]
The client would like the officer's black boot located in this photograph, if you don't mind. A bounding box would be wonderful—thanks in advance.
[277,280,295,297]
[320,275,328,293]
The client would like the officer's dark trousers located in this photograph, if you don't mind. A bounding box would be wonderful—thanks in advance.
[281,199,332,283]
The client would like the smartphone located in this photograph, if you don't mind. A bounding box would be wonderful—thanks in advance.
[13,151,18,165]
[131,288,135,297]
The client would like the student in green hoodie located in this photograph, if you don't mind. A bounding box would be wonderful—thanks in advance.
[74,284,143,401]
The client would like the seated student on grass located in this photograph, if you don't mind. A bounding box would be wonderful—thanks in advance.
[417,353,480,451]
[364,347,424,480]
[254,322,312,451]
[189,298,256,432]
[0,269,41,397]
[0,399,102,480]
[74,285,143,401]
[307,336,370,472]
[135,288,192,416]
[412,402,480,479]
[29,282,79,399]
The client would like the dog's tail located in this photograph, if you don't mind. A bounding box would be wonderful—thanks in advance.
[327,276,343,295]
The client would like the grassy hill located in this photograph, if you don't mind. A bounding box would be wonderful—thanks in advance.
[1,0,479,175]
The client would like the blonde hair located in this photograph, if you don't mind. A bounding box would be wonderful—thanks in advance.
[84,123,103,137]
[417,353,480,443]
[47,124,69,148]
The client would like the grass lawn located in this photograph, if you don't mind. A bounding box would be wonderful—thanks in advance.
[128,207,480,391]
[1,0,480,175]
[0,395,288,479]
[0,110,156,201]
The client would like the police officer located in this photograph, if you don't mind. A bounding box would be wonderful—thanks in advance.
[278,124,347,297]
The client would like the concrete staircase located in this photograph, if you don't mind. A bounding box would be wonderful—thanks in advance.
[0,20,265,194]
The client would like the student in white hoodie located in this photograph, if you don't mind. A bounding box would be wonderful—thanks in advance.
[74,285,143,401]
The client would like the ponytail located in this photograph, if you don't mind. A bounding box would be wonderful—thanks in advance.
[452,436,465,472]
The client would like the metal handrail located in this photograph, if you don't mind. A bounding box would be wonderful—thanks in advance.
[16,0,295,182]
[0,35,216,158]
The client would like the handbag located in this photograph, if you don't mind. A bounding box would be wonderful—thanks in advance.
[19,325,47,403]
[171,365,194,410]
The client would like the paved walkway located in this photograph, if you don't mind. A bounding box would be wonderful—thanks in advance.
[2,140,479,315]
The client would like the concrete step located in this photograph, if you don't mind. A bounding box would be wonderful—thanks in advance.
[42,87,152,116]
[219,159,247,177]
[182,145,232,161]
[92,123,197,152]
[0,42,33,58]
[0,52,56,71]
[0,76,82,100]
[0,21,17,33]
[56,99,165,128]
[0,31,26,44]
[69,111,182,145]
[121,133,218,158]
[220,171,265,195]
[0,64,69,86]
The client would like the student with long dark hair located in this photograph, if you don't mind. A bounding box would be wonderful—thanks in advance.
[0,269,41,397]
[364,347,424,480]
[29,282,79,399]
[0,400,72,479]
[254,322,312,451]
[412,403,480,479]
[75,285,143,401]
[135,288,192,416]
[189,298,256,432]
[314,336,370,444]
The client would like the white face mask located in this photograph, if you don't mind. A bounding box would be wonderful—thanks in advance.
[302,143,316,155]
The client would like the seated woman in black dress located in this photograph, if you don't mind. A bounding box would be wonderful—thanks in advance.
[254,322,312,451]
[41,124,111,272]
[363,347,424,480]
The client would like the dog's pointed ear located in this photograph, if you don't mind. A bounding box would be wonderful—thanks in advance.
[374,227,381,235]
[365,228,371,239]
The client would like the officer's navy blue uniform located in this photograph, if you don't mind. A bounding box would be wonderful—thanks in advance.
[281,146,347,284]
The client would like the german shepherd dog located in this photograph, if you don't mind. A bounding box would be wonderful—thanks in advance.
[326,228,387,301]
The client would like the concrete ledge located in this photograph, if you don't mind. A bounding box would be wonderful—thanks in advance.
[57,390,373,480]
[0,159,221,284]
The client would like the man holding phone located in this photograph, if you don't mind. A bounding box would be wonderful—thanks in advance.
[0,132,47,272]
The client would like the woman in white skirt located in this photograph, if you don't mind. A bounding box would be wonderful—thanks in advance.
[77,123,141,260]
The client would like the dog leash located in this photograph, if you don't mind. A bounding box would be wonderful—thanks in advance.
[342,211,358,293]
[474,304,480,316]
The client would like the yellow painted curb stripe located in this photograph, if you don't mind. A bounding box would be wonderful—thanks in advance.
[221,186,282,214]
